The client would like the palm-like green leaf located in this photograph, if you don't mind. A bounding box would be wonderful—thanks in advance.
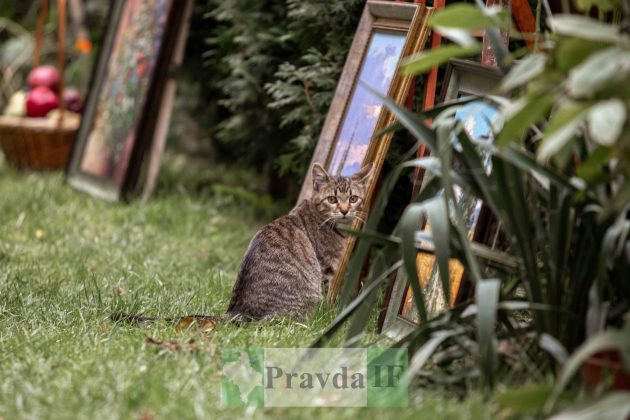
[547,330,630,410]
[311,260,403,348]
[400,203,430,324]
[476,279,501,387]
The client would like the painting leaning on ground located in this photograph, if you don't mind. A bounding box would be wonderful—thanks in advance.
[328,31,405,177]
[80,0,171,183]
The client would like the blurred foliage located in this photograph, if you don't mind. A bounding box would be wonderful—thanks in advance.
[195,0,363,191]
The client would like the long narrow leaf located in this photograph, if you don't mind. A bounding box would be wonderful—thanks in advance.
[360,81,437,151]
[492,158,543,316]
[336,226,401,247]
[497,146,577,191]
[476,278,501,388]
[456,129,501,217]
[373,96,480,139]
[497,94,555,147]
[437,123,483,282]
[401,45,481,75]
[346,247,399,345]
[550,392,630,420]
[547,330,630,410]
[408,330,462,377]
[311,260,403,348]
[400,203,430,324]
[414,234,522,273]
[424,196,451,305]
[429,3,510,30]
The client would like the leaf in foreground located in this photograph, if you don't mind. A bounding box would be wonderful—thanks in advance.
[401,45,481,76]
[549,392,630,420]
[548,15,624,44]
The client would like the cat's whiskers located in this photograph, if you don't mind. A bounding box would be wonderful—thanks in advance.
[319,216,337,229]
[352,214,367,224]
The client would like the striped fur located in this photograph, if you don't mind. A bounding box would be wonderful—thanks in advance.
[226,163,373,320]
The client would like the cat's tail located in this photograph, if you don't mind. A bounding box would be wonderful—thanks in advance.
[109,312,229,326]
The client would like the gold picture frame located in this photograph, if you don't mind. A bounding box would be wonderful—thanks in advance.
[298,0,433,302]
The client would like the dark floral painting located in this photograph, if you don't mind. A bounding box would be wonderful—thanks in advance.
[80,0,172,184]
[328,31,405,176]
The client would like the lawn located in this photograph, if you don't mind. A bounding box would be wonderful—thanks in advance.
[0,156,487,419]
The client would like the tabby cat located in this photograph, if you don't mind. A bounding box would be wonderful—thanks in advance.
[111,162,373,324]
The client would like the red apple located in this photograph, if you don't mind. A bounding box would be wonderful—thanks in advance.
[27,65,60,92]
[26,86,59,117]
[62,87,84,113]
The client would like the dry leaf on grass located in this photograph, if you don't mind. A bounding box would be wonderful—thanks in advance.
[113,286,125,295]
[137,411,154,420]
[175,317,216,334]
[145,336,198,352]
[175,316,194,332]
[99,322,108,333]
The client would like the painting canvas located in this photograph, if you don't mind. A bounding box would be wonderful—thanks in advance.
[328,31,405,177]
[66,0,188,201]
[80,0,171,183]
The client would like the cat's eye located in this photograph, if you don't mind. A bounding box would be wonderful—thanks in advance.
[349,195,359,203]
[327,196,338,204]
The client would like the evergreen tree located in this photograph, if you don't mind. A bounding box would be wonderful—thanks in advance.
[201,0,363,192]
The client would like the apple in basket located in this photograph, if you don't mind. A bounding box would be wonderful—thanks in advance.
[46,109,81,125]
[3,90,27,117]
[26,86,59,118]
[61,87,84,113]
[27,65,60,92]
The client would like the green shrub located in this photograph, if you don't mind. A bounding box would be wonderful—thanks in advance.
[199,0,362,189]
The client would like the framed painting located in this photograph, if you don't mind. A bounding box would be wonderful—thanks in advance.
[381,59,504,339]
[298,0,433,302]
[66,0,189,201]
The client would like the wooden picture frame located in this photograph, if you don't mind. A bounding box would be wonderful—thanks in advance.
[66,0,189,201]
[298,0,433,302]
[381,59,504,339]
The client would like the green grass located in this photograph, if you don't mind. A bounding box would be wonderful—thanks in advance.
[0,156,487,419]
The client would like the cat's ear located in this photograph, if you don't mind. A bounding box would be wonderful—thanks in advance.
[353,162,374,184]
[312,163,330,191]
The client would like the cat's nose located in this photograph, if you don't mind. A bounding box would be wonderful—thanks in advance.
[340,208,348,215]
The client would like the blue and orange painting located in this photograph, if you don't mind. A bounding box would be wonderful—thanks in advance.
[328,31,406,176]
[453,100,497,172]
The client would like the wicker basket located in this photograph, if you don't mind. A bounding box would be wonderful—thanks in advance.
[0,115,79,171]
[0,0,77,171]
